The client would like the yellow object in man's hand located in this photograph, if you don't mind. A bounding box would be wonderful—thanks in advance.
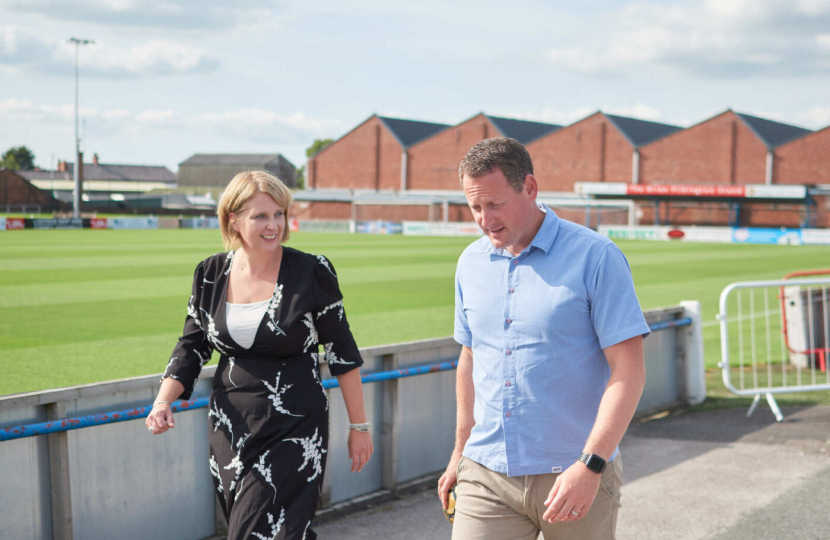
[443,484,457,524]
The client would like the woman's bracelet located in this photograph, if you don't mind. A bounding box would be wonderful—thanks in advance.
[153,400,171,408]
[349,422,371,432]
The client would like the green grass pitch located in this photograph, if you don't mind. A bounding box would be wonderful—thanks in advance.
[1,229,829,396]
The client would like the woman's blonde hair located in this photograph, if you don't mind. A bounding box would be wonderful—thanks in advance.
[217,170,294,249]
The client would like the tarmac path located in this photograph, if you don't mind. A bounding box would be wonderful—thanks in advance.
[314,405,830,540]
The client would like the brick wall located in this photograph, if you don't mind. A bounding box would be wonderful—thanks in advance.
[0,169,66,208]
[639,110,767,185]
[774,126,830,186]
[407,114,496,191]
[527,113,634,192]
[310,116,403,190]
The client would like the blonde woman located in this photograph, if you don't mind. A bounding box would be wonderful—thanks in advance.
[146,171,372,539]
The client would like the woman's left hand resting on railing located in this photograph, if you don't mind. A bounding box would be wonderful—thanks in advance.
[146,378,185,435]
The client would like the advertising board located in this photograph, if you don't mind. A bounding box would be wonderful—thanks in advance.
[0,218,5,230]
[90,219,108,229]
[108,217,159,230]
[355,220,403,234]
[5,218,26,230]
[402,221,482,237]
[732,228,802,245]
[32,218,83,229]
[801,229,830,245]
[180,217,220,229]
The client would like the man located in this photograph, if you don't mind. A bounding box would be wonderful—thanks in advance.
[438,137,650,540]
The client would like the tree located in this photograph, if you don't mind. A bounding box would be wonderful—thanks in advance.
[306,138,334,158]
[2,146,36,170]
[295,165,306,190]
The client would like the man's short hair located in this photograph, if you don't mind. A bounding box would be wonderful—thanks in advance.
[458,137,534,193]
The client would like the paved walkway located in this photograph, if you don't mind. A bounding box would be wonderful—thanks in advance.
[314,405,830,540]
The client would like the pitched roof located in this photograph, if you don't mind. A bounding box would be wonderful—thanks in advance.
[735,112,812,149]
[179,154,286,167]
[20,163,176,183]
[486,115,561,144]
[377,116,450,148]
[604,114,683,148]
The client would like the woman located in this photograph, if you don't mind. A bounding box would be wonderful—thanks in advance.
[146,170,372,539]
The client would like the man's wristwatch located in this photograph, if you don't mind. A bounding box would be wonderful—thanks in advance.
[578,452,607,474]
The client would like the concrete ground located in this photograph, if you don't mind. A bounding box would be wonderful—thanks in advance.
[314,405,830,540]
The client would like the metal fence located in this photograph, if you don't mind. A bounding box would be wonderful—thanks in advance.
[718,277,830,421]
[1,303,703,540]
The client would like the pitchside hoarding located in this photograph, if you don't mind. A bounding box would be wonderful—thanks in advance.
[600,226,830,245]
[402,221,483,237]
[108,217,159,230]
[355,221,403,234]
[32,218,84,229]
[0,218,5,230]
[732,227,802,245]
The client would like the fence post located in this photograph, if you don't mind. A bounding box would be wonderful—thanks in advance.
[46,401,74,540]
[381,353,400,494]
[679,300,706,405]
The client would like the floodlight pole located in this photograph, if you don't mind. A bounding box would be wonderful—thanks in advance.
[69,37,94,219]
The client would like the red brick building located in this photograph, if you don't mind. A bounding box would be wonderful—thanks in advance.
[406,113,560,191]
[527,112,681,192]
[308,115,449,191]
[302,109,829,228]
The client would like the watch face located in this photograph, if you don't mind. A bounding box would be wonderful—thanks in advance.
[581,453,606,473]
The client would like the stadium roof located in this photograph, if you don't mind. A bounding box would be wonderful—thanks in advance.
[604,114,683,148]
[377,116,450,148]
[179,154,290,167]
[20,163,176,183]
[486,115,561,144]
[735,112,812,149]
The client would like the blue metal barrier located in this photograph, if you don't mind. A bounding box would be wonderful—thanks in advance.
[0,319,691,443]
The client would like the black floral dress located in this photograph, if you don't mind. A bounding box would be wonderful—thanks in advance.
[163,247,362,540]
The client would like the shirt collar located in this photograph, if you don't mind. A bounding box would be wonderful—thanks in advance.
[480,203,559,255]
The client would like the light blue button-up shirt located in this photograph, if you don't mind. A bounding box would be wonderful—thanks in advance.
[454,204,650,477]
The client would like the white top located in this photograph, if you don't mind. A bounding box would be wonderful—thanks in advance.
[225,299,270,349]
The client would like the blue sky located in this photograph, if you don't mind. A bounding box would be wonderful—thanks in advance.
[1,0,829,173]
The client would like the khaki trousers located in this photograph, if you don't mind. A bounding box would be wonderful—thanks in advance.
[452,456,622,540]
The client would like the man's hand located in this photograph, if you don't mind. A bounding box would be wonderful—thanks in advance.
[438,452,462,509]
[542,461,601,523]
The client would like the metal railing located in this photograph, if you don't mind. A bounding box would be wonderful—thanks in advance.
[0,361,460,442]
[718,277,830,421]
[1,306,702,540]
[0,321,693,443]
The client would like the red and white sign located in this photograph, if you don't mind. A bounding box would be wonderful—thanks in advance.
[6,218,25,230]
[90,218,108,229]
[575,183,806,200]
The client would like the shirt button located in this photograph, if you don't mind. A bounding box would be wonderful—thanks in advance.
[505,381,512,387]
[506,318,512,324]
[509,288,515,293]
[513,260,519,265]
[506,349,512,355]
[505,412,512,418]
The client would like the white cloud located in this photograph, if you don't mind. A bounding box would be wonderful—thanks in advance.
[799,106,830,128]
[0,99,345,145]
[0,27,218,77]
[546,0,830,77]
[0,0,280,31]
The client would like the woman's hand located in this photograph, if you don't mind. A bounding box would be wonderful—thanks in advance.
[145,403,175,435]
[348,430,373,472]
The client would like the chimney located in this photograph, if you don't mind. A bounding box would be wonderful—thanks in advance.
[57,160,66,172]
[92,153,99,166]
